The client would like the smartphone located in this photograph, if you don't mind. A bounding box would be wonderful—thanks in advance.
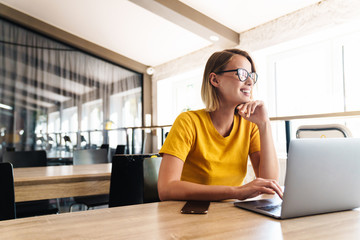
[180,201,210,214]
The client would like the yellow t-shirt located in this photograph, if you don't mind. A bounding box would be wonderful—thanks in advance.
[159,109,261,186]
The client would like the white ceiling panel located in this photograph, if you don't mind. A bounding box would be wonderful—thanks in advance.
[0,0,211,66]
[180,0,322,32]
[1,0,322,67]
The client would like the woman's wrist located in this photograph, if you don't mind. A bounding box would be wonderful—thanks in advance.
[225,186,237,199]
[256,119,271,132]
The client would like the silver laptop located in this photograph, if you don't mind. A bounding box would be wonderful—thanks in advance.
[234,138,360,219]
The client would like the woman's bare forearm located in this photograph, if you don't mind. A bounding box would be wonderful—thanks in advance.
[159,179,236,201]
[257,121,280,181]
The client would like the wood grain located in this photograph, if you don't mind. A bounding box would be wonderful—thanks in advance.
[13,164,111,202]
[0,201,359,239]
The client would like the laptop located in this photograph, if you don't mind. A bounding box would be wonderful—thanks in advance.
[234,138,360,219]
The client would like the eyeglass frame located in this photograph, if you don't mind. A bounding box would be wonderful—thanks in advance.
[215,68,258,84]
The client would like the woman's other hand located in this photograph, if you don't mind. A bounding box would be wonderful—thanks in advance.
[235,178,283,200]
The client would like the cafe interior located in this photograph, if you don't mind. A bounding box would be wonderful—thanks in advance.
[1,0,360,239]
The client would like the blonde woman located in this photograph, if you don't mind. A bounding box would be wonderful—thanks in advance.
[158,49,282,201]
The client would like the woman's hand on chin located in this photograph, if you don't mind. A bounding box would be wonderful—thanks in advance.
[236,100,269,126]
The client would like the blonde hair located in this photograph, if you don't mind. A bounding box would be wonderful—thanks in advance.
[201,49,256,112]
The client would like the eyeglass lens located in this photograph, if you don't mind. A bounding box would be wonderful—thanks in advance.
[237,69,257,83]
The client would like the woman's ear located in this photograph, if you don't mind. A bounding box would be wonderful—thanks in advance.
[209,72,220,88]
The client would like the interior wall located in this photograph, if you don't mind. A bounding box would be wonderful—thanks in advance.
[151,0,360,126]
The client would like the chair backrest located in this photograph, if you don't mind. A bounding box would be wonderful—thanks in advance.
[73,149,108,165]
[108,154,160,208]
[296,124,352,138]
[63,136,71,142]
[100,144,109,150]
[2,150,47,168]
[143,157,162,203]
[115,145,126,154]
[0,162,16,220]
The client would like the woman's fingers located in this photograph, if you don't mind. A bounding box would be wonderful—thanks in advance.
[238,178,283,200]
[257,179,283,199]
[268,180,283,199]
[237,101,263,118]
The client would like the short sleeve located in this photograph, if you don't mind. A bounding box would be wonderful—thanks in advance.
[159,112,195,161]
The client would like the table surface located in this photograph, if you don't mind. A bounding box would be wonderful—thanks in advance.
[1,200,360,239]
[13,163,111,202]
[14,163,111,182]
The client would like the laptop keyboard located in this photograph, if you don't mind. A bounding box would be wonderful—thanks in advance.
[257,204,281,212]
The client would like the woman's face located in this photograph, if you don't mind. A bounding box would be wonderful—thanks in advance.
[214,54,254,107]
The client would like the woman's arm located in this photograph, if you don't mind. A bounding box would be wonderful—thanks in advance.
[257,121,279,180]
[238,101,280,181]
[158,153,282,201]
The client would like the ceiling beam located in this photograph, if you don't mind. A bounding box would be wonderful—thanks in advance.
[129,0,239,47]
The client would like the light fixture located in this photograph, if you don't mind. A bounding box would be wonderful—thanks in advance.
[146,67,155,75]
[0,103,13,110]
[209,35,219,42]
[103,120,115,130]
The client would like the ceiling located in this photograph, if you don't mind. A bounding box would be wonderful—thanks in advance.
[0,0,322,67]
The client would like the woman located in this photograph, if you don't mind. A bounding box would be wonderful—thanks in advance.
[158,49,282,201]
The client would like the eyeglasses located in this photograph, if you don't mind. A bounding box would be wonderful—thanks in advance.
[215,68,258,84]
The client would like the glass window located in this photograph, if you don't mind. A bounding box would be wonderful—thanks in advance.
[62,106,78,144]
[48,111,60,146]
[252,23,360,158]
[270,42,339,117]
[157,68,204,126]
[342,33,360,111]
[109,87,142,150]
[81,99,103,147]
[0,18,142,152]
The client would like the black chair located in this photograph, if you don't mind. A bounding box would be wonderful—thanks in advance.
[2,150,59,218]
[115,144,126,154]
[0,162,16,221]
[108,154,161,208]
[3,150,47,168]
[100,144,109,150]
[80,135,88,149]
[70,149,109,211]
[6,146,15,152]
[63,135,73,151]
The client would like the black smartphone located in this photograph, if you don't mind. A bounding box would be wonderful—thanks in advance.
[180,201,210,214]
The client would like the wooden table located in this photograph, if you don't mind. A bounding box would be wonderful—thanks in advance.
[0,201,359,239]
[13,163,111,202]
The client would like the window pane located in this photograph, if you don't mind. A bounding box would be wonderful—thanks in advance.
[343,33,360,111]
[157,68,203,126]
[81,99,103,147]
[274,43,339,116]
[109,88,141,150]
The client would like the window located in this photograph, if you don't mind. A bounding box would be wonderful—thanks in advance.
[0,18,142,151]
[109,87,142,150]
[62,107,78,144]
[253,22,360,157]
[81,99,103,147]
[157,68,204,126]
